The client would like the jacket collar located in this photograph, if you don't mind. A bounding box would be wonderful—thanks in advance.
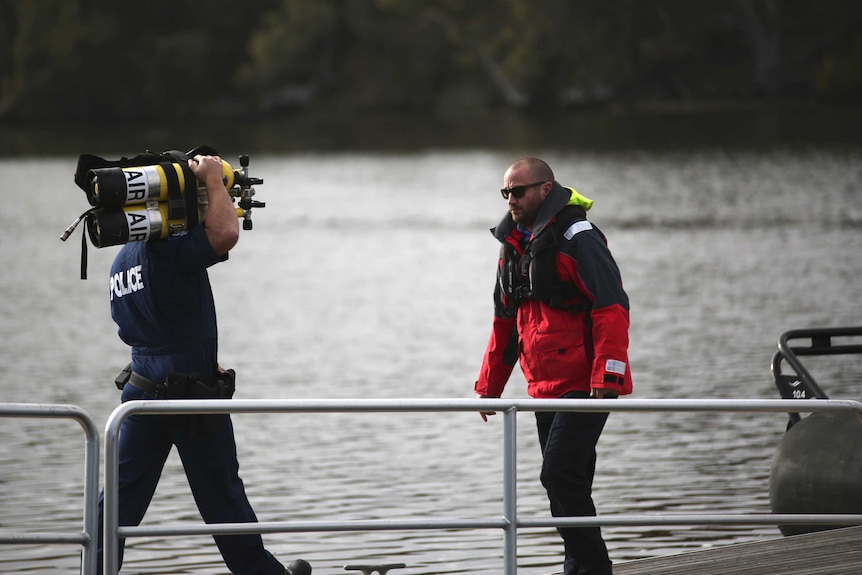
[491,181,571,242]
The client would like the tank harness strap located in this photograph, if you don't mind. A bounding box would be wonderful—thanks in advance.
[59,207,99,280]
[161,149,204,231]
[80,214,89,280]
[158,161,186,221]
[180,161,199,229]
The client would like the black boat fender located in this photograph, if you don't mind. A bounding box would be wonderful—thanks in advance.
[769,410,862,536]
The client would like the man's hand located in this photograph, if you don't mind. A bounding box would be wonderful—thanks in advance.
[590,387,614,398]
[188,154,239,255]
[188,154,224,188]
[477,394,496,422]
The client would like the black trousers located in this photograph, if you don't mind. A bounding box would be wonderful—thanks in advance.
[96,383,285,575]
[536,391,612,575]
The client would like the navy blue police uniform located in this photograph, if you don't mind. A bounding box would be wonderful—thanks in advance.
[97,223,287,575]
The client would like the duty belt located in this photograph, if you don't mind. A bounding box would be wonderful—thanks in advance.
[119,366,236,401]
[129,371,161,395]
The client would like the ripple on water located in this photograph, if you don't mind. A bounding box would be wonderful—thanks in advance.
[3,149,861,573]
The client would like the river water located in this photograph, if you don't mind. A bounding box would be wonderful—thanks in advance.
[1,146,861,574]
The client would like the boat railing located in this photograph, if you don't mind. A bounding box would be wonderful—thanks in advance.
[772,326,862,426]
[101,397,862,575]
[0,403,100,575]
[4,398,862,574]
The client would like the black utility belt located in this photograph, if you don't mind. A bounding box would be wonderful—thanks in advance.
[116,364,235,400]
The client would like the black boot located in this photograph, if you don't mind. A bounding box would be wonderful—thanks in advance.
[285,558,312,575]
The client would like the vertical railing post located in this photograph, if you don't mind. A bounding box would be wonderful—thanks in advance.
[103,407,124,575]
[0,404,101,574]
[502,406,518,575]
[78,408,101,575]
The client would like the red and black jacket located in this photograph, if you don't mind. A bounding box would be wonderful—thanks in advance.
[476,182,633,399]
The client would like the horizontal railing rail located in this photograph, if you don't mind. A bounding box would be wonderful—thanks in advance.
[0,403,100,575]
[103,397,862,575]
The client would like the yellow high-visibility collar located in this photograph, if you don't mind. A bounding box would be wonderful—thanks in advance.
[565,186,593,211]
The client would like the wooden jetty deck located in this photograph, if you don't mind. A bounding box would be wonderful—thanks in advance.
[607,526,862,575]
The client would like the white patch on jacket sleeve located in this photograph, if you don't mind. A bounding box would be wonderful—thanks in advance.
[563,220,593,240]
[606,359,626,375]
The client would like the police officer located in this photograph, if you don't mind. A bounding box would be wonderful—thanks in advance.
[475,157,632,575]
[98,154,310,575]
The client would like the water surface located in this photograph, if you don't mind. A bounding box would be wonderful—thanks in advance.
[1,148,861,574]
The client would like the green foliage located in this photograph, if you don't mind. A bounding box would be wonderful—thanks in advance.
[0,0,860,123]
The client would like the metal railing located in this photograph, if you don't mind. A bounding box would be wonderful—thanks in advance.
[772,326,862,426]
[103,397,862,575]
[0,403,100,575]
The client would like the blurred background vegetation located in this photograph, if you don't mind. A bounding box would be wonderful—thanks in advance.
[1,0,861,153]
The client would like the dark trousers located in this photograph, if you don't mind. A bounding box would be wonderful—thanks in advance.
[97,383,285,575]
[536,391,612,575]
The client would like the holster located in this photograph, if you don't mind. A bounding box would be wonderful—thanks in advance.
[114,365,237,434]
[115,363,132,390]
[160,370,236,434]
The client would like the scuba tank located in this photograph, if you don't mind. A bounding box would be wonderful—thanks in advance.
[61,145,265,278]
[81,158,239,246]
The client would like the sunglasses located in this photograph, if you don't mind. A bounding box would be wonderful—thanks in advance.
[500,181,547,200]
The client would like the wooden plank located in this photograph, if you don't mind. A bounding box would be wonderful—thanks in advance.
[610,526,862,575]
